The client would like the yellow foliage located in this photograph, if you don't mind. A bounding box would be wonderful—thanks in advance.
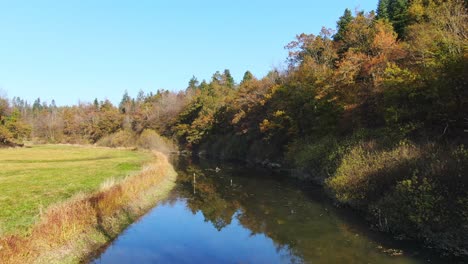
[259,119,270,133]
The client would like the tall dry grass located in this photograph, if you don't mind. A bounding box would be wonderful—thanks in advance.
[0,151,176,264]
[97,129,178,154]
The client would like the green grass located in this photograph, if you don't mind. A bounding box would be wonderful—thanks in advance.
[0,144,152,235]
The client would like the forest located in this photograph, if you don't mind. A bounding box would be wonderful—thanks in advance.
[1,0,467,257]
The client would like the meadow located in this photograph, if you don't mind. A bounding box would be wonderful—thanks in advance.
[0,145,152,235]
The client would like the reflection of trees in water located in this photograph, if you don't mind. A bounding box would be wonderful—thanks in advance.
[175,163,239,231]
[172,158,308,260]
[168,157,434,264]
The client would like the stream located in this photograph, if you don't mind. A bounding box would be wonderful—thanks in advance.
[92,156,451,264]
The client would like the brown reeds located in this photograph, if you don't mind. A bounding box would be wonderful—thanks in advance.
[0,151,177,264]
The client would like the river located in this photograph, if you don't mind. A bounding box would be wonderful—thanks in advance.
[91,156,451,264]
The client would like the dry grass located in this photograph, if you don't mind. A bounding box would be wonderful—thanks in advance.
[0,151,177,264]
[97,129,178,154]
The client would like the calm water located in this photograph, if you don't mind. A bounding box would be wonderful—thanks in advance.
[92,157,450,264]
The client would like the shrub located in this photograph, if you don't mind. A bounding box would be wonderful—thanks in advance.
[370,144,468,255]
[286,136,341,180]
[97,130,136,148]
[97,129,177,153]
[325,140,468,255]
[136,129,177,153]
[0,125,14,145]
[326,141,420,207]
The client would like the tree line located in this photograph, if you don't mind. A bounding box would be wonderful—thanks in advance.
[0,90,191,146]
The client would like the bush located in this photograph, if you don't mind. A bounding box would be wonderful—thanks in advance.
[0,125,14,145]
[286,136,341,180]
[136,129,177,153]
[370,144,468,256]
[325,140,468,255]
[97,130,136,148]
[97,129,177,153]
[326,141,420,207]
[6,120,31,141]
[372,175,444,235]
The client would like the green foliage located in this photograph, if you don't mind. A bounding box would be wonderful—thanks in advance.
[0,98,8,122]
[326,141,420,207]
[324,140,468,255]
[374,174,444,236]
[119,90,132,114]
[0,99,31,145]
[380,62,420,126]
[334,8,354,42]
[286,136,341,180]
[377,0,390,19]
[0,125,14,145]
[241,71,254,84]
[187,76,199,91]
[376,0,410,37]
[4,109,31,140]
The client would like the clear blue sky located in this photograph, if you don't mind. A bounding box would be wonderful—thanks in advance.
[0,0,377,106]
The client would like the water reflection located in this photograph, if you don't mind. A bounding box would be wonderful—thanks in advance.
[93,156,449,264]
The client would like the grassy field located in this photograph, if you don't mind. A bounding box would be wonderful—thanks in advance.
[0,145,152,235]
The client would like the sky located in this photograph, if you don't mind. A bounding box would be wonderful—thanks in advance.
[0,0,378,106]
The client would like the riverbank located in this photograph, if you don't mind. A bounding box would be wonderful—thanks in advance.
[192,133,468,259]
[0,149,177,264]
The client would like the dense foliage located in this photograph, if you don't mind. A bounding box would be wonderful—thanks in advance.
[0,0,466,257]
[169,0,468,256]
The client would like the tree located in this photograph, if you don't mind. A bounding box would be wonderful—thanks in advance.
[0,97,9,125]
[377,0,390,19]
[241,71,255,85]
[286,28,337,69]
[211,71,223,85]
[334,9,354,42]
[136,90,146,102]
[211,70,235,88]
[119,90,131,114]
[50,99,57,109]
[187,76,199,91]
[93,98,99,109]
[0,125,13,145]
[199,80,209,91]
[4,108,31,140]
[33,98,42,112]
[33,107,63,142]
[389,0,409,37]
[341,12,375,54]
[223,69,235,88]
